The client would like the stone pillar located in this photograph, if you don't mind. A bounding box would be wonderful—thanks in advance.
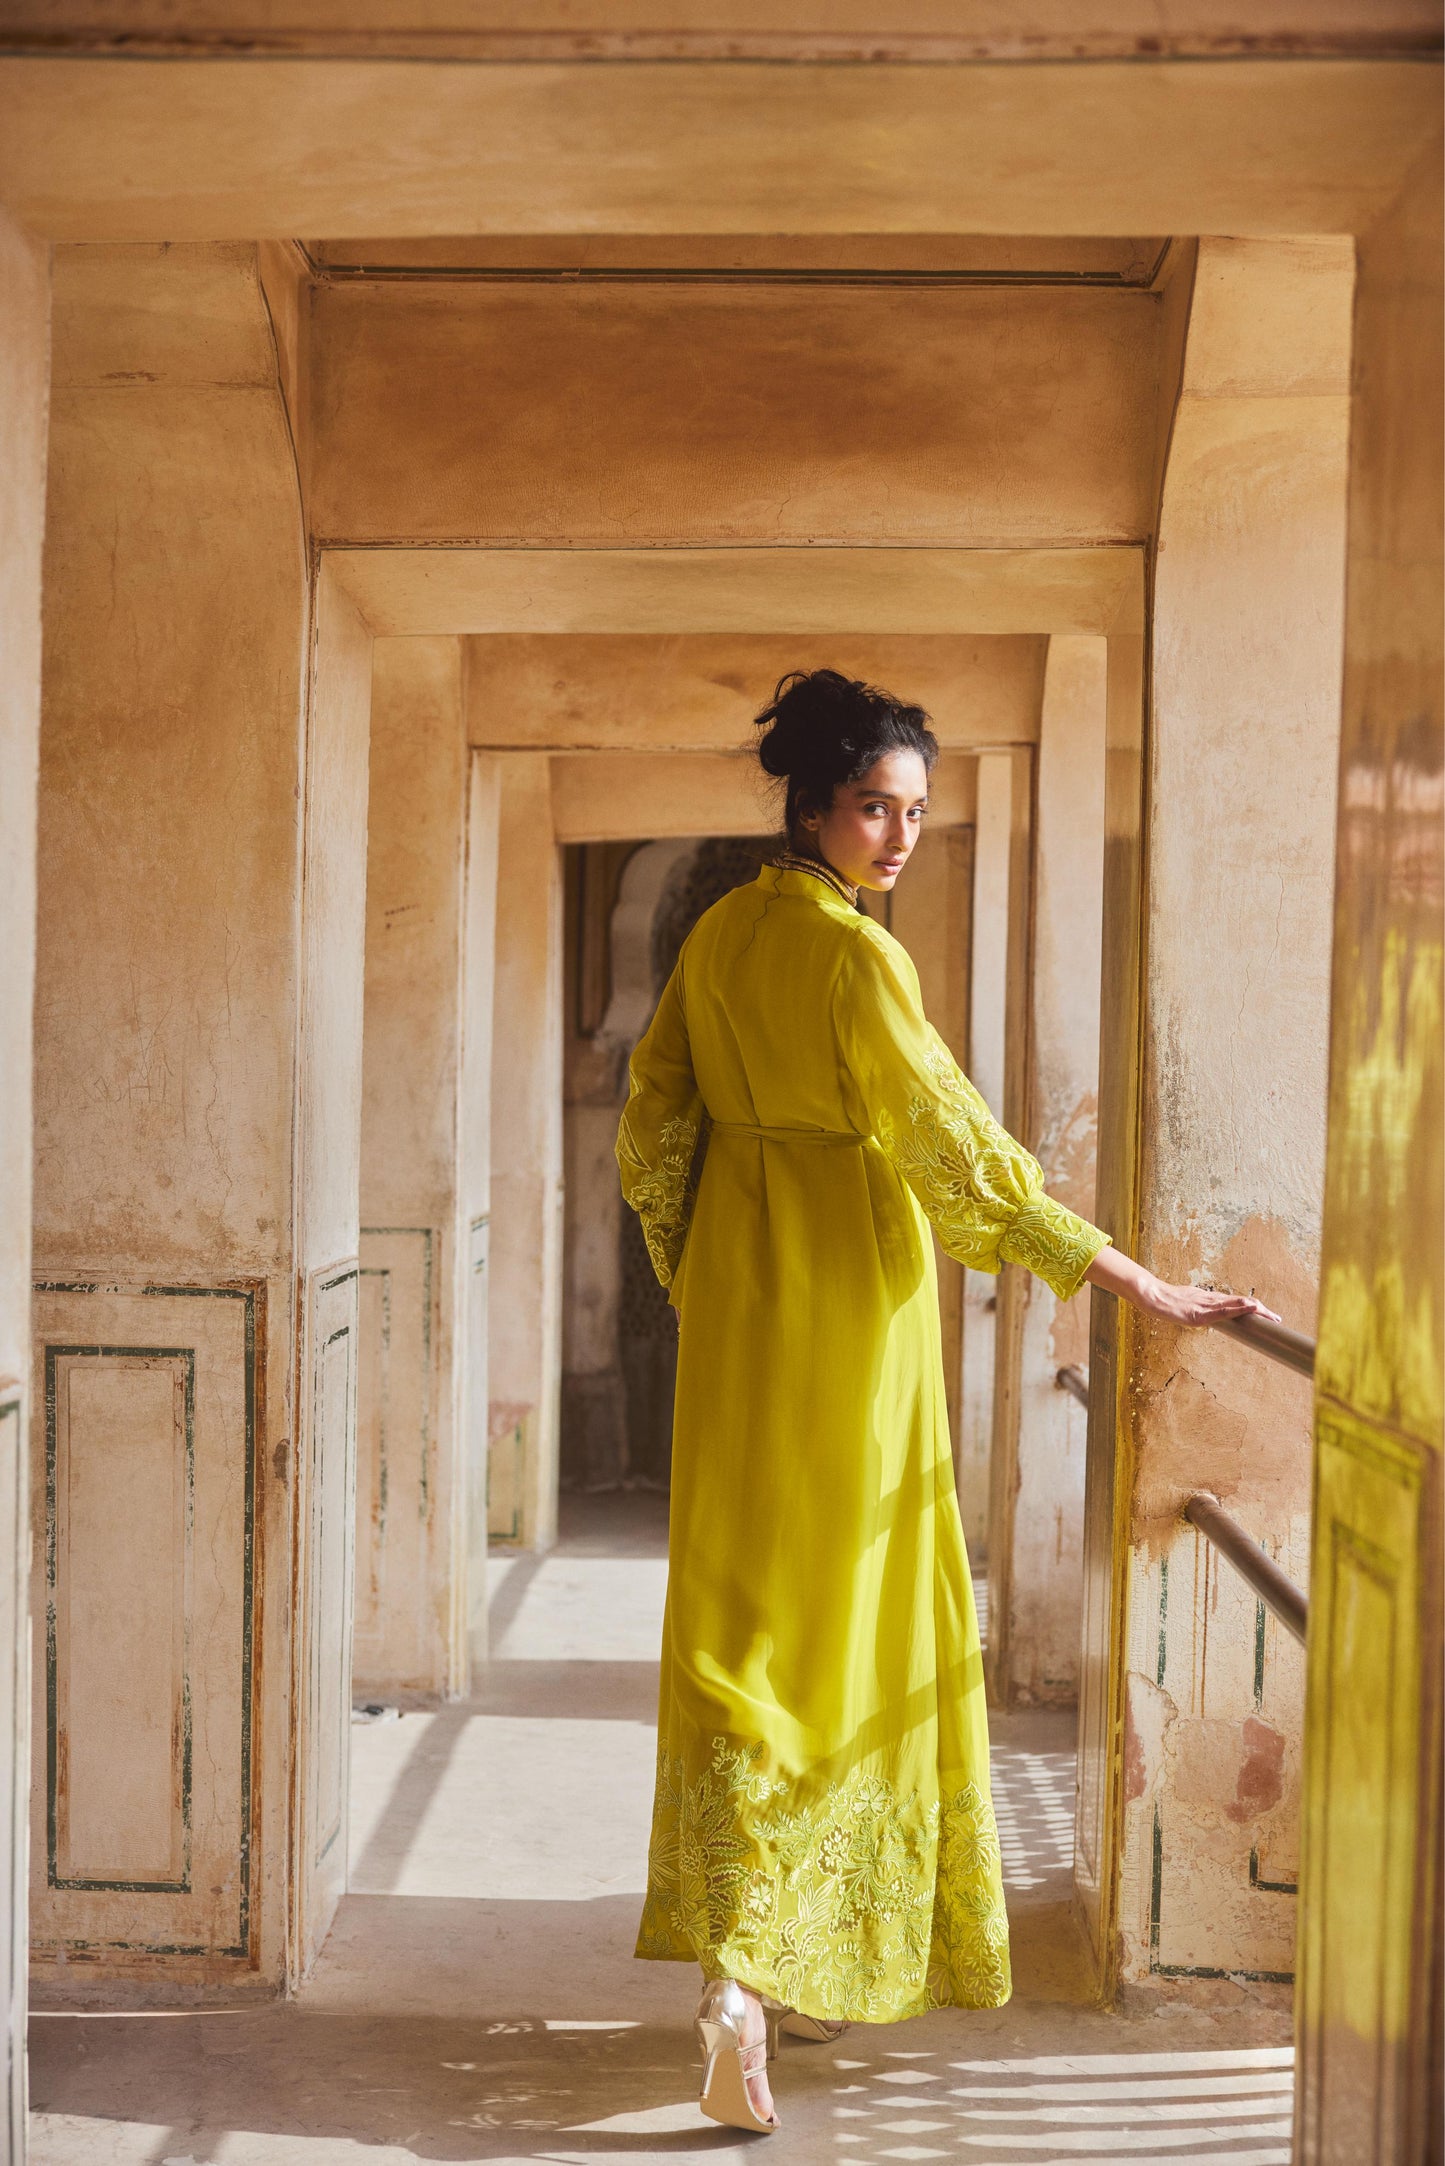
[486,755,565,1551]
[1115,239,1352,1989]
[460,751,501,1665]
[0,202,48,2154]
[1001,635,1106,1706]
[983,743,1036,1696]
[958,752,1011,1553]
[1295,160,1443,2165]
[355,637,472,1704]
[30,244,371,1997]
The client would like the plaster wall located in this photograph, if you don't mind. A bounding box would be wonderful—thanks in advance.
[309,281,1162,548]
[1005,636,1106,1705]
[459,752,502,1662]
[356,638,470,1702]
[465,634,1046,751]
[332,544,1143,641]
[0,198,48,2160]
[29,243,365,1997]
[0,58,1436,243]
[1118,238,1352,1988]
[487,757,566,1550]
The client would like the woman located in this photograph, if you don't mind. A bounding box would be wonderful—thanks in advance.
[616,670,1274,2134]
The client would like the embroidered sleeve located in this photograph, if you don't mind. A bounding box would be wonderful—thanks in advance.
[834,926,1110,1302]
[616,959,703,1295]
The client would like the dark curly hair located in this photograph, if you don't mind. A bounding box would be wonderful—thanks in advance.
[752,668,938,843]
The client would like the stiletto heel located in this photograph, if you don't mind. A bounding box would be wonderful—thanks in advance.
[695,1979,779,2133]
[759,1992,849,2049]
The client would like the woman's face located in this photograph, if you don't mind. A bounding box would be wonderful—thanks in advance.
[800,748,931,893]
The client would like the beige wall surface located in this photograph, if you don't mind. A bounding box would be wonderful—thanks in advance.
[1007,634,1106,1705]
[335,546,1143,640]
[310,282,1161,547]
[356,638,470,1700]
[28,241,318,1998]
[1118,237,1352,1988]
[465,634,1046,752]
[0,199,47,2158]
[0,60,1436,242]
[34,244,308,1279]
[487,757,565,1551]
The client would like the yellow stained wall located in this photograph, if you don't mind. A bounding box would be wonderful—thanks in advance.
[1296,149,1444,2165]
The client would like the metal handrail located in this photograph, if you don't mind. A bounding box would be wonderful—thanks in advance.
[1183,1491,1308,1644]
[1208,1309,1315,1378]
[1049,1323,1313,1640]
[1055,1364,1090,1407]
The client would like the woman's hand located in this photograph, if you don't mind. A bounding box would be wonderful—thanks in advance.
[1083,1244,1281,1327]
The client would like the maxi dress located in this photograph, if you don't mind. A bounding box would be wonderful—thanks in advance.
[616,860,1109,2023]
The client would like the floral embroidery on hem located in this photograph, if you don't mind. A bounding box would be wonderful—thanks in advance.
[635,1736,1011,2022]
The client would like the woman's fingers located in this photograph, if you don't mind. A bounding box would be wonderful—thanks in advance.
[1202,1292,1283,1323]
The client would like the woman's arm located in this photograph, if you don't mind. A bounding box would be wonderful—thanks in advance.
[1083,1242,1280,1326]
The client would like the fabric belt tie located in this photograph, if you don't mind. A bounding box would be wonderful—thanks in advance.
[710,1121,867,1148]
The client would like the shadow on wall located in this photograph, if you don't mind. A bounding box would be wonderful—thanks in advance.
[562,835,773,1494]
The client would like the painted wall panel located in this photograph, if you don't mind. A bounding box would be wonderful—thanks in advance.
[53,1356,189,1889]
[30,1283,258,1968]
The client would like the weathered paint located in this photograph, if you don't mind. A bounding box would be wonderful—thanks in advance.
[1116,237,1352,1990]
[355,638,470,1702]
[1005,635,1107,1706]
[0,57,1436,241]
[487,757,565,1553]
[0,198,48,2156]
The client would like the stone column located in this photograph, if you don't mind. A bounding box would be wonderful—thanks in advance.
[486,755,565,1552]
[0,202,48,2153]
[1002,635,1106,1706]
[983,743,1037,1694]
[30,244,371,1996]
[355,637,471,1704]
[1115,238,1352,1989]
[460,751,501,1666]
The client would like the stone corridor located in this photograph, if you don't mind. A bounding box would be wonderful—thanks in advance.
[31,1497,1291,2164]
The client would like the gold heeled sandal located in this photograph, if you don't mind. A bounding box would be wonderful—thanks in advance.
[760,1995,850,2061]
[695,1979,779,2134]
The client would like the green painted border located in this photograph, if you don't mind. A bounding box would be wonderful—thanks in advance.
[44,1344,195,1896]
[33,1281,258,1962]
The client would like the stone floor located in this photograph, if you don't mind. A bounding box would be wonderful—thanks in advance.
[30,1492,1293,2163]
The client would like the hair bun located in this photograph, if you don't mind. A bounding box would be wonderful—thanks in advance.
[751,668,937,840]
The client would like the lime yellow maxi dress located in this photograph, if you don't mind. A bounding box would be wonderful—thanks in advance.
[616,860,1109,2023]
